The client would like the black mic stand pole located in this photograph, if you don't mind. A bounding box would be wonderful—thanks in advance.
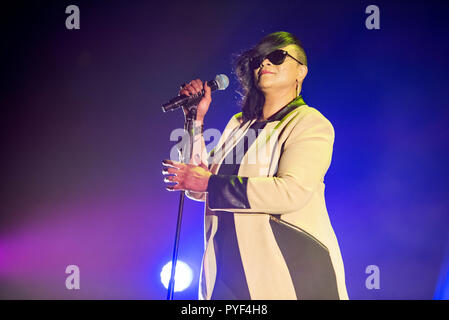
[167,104,197,300]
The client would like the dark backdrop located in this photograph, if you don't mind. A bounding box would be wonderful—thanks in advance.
[1,0,448,299]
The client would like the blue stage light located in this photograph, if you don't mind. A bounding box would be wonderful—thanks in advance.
[160,260,193,292]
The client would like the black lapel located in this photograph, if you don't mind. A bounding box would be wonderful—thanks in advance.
[266,95,306,122]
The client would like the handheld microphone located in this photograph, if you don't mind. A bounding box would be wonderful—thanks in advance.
[162,74,229,112]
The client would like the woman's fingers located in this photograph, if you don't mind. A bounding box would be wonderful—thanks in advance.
[187,84,197,95]
[184,81,197,95]
[179,85,192,96]
[163,160,185,191]
[166,184,183,191]
[178,79,204,96]
[179,83,190,96]
[162,159,183,169]
[162,166,178,175]
[163,170,184,182]
[163,161,211,192]
[164,175,175,183]
[190,79,203,92]
[164,174,182,191]
[203,81,211,100]
[166,178,184,191]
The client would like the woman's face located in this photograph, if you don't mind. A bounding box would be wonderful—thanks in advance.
[253,44,306,94]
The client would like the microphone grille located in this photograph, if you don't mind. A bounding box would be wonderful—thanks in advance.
[215,74,229,90]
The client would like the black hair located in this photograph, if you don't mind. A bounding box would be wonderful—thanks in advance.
[232,31,307,121]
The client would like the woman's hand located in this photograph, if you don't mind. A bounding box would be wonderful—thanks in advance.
[179,79,211,122]
[162,159,212,192]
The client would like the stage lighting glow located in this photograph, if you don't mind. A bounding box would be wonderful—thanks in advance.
[160,260,193,292]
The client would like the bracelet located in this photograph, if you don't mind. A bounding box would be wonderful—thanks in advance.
[193,121,204,136]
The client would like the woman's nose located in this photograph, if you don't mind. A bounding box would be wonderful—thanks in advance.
[260,58,272,68]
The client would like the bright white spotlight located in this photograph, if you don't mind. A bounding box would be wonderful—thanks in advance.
[160,260,193,292]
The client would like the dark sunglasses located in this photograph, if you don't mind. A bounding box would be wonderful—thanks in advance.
[249,49,304,70]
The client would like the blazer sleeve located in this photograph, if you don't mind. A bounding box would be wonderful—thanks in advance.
[185,114,242,202]
[206,110,335,214]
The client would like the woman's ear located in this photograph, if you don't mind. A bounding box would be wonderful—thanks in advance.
[296,65,308,90]
[298,65,308,81]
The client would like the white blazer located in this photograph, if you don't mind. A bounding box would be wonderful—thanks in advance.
[187,96,349,300]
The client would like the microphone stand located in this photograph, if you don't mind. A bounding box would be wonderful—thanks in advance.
[167,104,197,300]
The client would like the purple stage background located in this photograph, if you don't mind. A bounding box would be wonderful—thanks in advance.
[1,0,449,299]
